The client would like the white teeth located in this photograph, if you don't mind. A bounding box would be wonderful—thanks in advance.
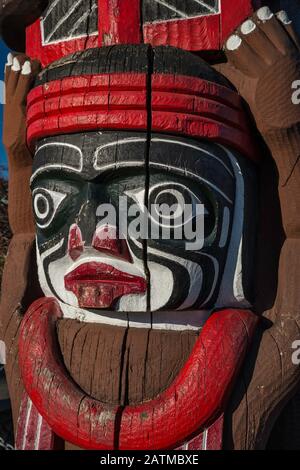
[12,57,21,71]
[6,53,13,66]
[226,34,242,51]
[21,61,31,75]
[276,10,292,25]
[241,19,257,35]
[257,6,274,21]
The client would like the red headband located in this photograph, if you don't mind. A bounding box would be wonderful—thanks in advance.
[27,72,258,162]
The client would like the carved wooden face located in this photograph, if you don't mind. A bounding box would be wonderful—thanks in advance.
[31,130,256,324]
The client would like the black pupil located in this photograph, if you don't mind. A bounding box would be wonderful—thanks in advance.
[156,192,180,213]
[37,196,48,215]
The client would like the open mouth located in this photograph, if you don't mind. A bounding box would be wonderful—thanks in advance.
[64,262,147,308]
[19,298,258,449]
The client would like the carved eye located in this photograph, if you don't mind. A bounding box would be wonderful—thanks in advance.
[33,188,66,229]
[149,183,208,229]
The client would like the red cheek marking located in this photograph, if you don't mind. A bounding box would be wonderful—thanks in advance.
[68,224,84,261]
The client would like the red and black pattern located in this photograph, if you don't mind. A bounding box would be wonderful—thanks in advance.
[24,0,261,66]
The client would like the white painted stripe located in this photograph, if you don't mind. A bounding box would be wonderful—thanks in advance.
[191,0,218,14]
[151,162,233,203]
[35,413,43,450]
[69,2,98,36]
[22,398,33,450]
[31,142,83,184]
[151,138,234,176]
[94,136,233,176]
[45,0,84,43]
[153,0,188,18]
[219,206,230,248]
[43,0,61,22]
[94,137,147,169]
[216,144,251,308]
[202,428,208,450]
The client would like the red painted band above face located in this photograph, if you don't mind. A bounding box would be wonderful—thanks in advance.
[27,72,258,162]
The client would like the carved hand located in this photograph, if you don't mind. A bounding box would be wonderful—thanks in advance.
[219,6,300,449]
[221,6,300,136]
[3,54,39,162]
[3,54,40,234]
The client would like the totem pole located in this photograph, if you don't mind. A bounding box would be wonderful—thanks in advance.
[0,0,299,450]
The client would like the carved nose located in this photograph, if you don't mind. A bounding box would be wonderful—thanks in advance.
[92,225,132,262]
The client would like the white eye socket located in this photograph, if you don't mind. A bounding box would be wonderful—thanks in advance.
[152,188,186,227]
[124,183,209,229]
[149,183,208,229]
[32,188,66,229]
[34,193,49,220]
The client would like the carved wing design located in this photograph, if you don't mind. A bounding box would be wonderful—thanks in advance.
[42,0,98,45]
[142,0,220,23]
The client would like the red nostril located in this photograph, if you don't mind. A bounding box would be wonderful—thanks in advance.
[68,224,84,261]
[92,225,132,262]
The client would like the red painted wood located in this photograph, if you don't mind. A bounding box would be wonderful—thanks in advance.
[25,1,258,66]
[151,74,243,110]
[99,0,141,46]
[118,309,258,450]
[221,0,255,43]
[26,20,98,68]
[205,414,224,450]
[151,111,256,162]
[152,92,248,130]
[19,299,258,450]
[19,298,119,450]
[68,225,84,261]
[26,73,257,162]
[64,262,147,309]
[143,12,221,51]
[16,392,55,450]
[176,414,224,450]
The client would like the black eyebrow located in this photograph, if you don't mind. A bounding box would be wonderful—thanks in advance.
[32,143,83,182]
[30,168,85,189]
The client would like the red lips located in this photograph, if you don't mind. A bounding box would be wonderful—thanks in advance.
[64,262,147,309]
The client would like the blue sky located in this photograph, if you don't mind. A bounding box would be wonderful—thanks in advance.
[0,40,10,179]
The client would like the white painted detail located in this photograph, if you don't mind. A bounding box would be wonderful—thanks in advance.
[94,137,234,177]
[22,398,33,450]
[0,340,6,364]
[202,428,208,450]
[144,0,220,25]
[21,61,31,75]
[219,206,230,248]
[257,6,274,21]
[152,0,188,19]
[216,145,251,309]
[276,10,292,25]
[226,35,242,51]
[35,413,43,450]
[151,162,233,203]
[241,20,257,35]
[12,57,20,72]
[69,2,98,36]
[6,53,13,66]
[44,0,83,43]
[33,188,66,229]
[151,137,234,176]
[31,142,83,183]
